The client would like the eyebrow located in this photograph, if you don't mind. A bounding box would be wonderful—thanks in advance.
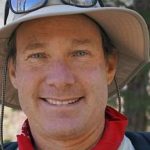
[23,39,92,53]
[24,43,46,51]
[72,39,93,45]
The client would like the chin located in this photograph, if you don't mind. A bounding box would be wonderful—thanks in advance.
[40,120,87,140]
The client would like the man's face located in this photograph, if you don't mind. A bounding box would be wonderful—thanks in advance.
[9,15,116,140]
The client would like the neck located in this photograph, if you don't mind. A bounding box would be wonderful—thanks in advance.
[30,121,105,150]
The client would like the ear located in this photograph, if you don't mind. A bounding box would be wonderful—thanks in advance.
[105,54,118,85]
[8,58,18,89]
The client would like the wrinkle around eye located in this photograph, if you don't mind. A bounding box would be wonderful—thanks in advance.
[70,50,92,57]
[26,52,49,60]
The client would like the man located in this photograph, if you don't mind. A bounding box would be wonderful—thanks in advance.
[0,0,149,150]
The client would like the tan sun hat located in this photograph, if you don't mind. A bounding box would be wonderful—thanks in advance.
[0,0,149,109]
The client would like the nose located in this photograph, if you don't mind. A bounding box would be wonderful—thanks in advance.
[45,61,76,89]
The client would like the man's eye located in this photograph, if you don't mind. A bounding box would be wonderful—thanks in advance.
[72,50,89,57]
[28,53,46,59]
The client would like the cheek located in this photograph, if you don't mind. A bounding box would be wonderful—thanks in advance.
[15,66,45,117]
[74,63,108,102]
[15,65,43,103]
[73,64,108,125]
[16,62,43,82]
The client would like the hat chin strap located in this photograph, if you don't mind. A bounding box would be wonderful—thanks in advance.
[0,58,8,150]
[114,75,121,113]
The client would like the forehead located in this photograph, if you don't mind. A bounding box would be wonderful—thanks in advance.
[16,15,102,43]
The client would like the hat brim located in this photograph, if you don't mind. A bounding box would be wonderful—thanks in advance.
[0,5,149,109]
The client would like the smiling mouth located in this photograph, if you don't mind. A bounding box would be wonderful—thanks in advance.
[41,97,83,105]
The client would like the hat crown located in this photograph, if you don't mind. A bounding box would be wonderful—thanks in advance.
[6,0,100,24]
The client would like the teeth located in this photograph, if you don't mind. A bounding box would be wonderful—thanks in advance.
[45,98,80,105]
